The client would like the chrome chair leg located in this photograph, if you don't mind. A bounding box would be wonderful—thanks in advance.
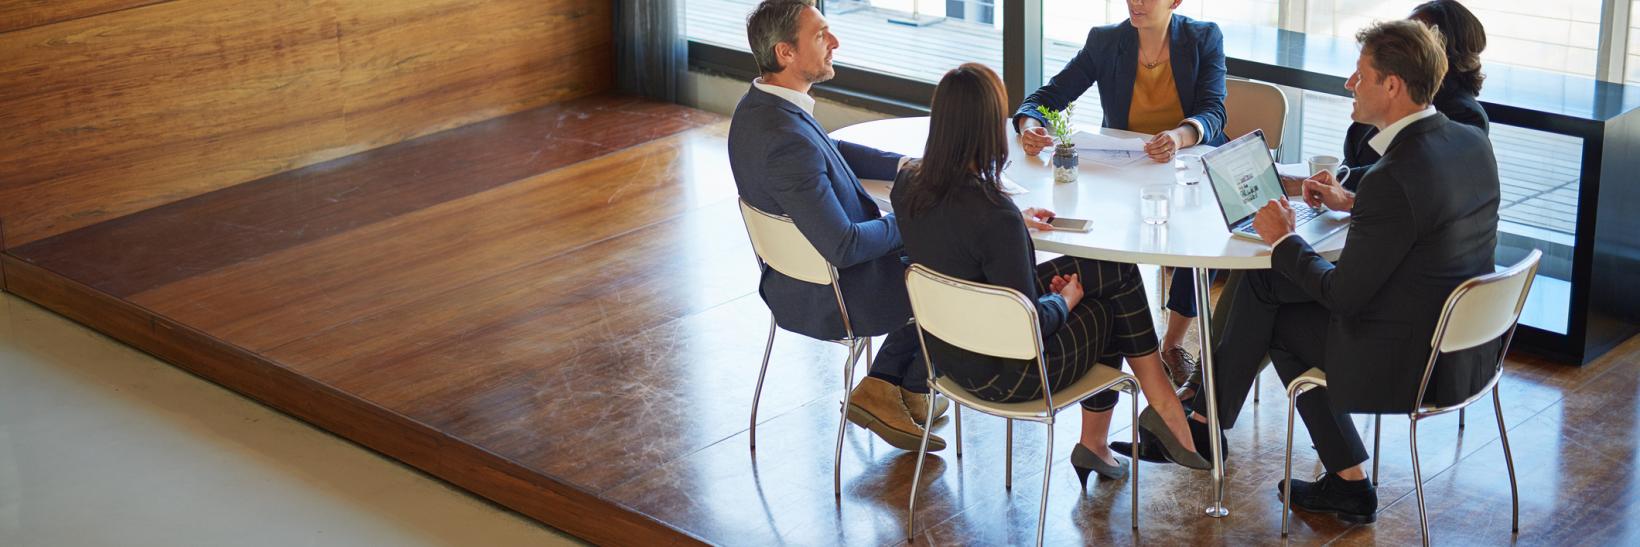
[834,339,865,497]
[1128,380,1140,530]
[1372,415,1382,486]
[1005,418,1014,490]
[749,317,777,451]
[954,406,964,459]
[1035,422,1054,547]
[906,393,940,540]
[1410,417,1430,546]
[1254,373,1261,403]
[1459,408,1466,429]
[1494,386,1520,533]
[1281,386,1299,536]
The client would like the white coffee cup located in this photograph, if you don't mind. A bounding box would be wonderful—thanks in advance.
[1307,154,1352,184]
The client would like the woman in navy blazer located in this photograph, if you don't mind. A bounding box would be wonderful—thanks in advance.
[1013,1,1229,399]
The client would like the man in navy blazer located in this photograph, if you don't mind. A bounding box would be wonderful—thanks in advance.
[728,1,947,451]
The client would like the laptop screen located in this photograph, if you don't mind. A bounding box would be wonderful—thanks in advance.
[1202,130,1284,226]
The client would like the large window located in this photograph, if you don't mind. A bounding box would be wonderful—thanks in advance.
[686,0,1004,84]
[1630,1,1640,84]
[829,0,1005,82]
[1305,0,1605,78]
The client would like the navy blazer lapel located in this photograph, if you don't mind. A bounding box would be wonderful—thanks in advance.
[1109,22,1138,130]
[1168,15,1196,112]
[747,85,876,214]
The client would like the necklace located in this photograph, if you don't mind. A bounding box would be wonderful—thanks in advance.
[1140,33,1168,69]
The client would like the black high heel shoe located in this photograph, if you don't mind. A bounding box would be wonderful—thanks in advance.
[1071,443,1128,488]
[1137,406,1212,470]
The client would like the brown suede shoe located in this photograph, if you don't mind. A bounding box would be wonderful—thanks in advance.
[1160,346,1199,398]
[900,388,950,426]
[846,377,946,451]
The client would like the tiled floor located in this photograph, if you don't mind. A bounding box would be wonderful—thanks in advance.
[0,292,582,547]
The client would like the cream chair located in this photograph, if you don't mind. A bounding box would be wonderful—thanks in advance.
[902,264,1141,546]
[738,198,873,497]
[1224,78,1289,148]
[1281,250,1540,545]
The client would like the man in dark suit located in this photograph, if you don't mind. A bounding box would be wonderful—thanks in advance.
[1188,20,1502,523]
[727,1,948,452]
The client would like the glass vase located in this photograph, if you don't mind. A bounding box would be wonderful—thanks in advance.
[1052,145,1079,183]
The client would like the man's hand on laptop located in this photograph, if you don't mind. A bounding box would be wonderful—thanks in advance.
[1302,171,1355,212]
[1253,198,1297,247]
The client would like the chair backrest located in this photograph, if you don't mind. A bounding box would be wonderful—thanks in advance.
[1433,250,1542,353]
[737,198,834,286]
[904,264,1041,361]
[1414,249,1542,406]
[1224,78,1288,149]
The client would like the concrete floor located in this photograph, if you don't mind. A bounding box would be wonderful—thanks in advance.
[0,291,583,547]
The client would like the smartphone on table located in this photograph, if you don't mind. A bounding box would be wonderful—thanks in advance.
[1047,216,1093,232]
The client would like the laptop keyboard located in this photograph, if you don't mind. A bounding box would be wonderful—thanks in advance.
[1236,205,1323,236]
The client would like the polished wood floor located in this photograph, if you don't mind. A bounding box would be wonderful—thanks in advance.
[5,95,1638,546]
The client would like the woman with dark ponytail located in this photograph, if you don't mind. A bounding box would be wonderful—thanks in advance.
[1341,0,1489,189]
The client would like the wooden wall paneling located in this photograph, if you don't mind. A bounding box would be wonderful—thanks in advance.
[0,0,613,249]
[0,0,171,34]
[335,0,614,149]
[0,254,708,546]
[0,0,350,247]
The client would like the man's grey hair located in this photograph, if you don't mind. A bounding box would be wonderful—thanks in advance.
[746,0,815,75]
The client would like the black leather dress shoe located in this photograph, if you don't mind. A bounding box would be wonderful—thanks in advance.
[1278,473,1378,524]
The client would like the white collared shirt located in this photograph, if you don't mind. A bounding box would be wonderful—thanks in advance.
[752,78,816,117]
[1367,106,1439,156]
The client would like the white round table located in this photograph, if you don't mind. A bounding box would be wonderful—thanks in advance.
[831,116,1348,518]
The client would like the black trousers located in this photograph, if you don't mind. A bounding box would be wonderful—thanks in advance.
[936,256,1160,412]
[1186,269,1370,473]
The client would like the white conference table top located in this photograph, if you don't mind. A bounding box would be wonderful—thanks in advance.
[830,117,1346,269]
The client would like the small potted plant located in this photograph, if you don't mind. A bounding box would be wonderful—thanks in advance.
[1037,104,1078,183]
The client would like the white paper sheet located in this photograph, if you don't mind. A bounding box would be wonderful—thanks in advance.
[1001,174,1028,195]
[1070,131,1147,152]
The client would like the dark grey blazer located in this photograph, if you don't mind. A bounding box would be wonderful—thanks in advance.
[727,85,909,340]
[1272,113,1503,413]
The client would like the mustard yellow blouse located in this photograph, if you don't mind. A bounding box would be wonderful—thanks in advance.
[1128,62,1186,136]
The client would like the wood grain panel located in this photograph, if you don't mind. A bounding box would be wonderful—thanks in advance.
[0,0,350,247]
[0,0,171,34]
[0,253,707,546]
[0,0,611,248]
[336,0,614,147]
[8,97,718,299]
[127,124,733,352]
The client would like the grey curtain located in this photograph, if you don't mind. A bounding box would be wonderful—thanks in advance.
[615,0,686,103]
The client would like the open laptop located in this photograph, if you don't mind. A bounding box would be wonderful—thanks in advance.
[1201,129,1349,244]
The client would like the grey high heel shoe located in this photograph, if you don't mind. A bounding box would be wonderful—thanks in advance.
[1071,442,1128,488]
[1138,406,1212,470]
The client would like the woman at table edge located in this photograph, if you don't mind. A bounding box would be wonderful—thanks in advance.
[894,63,1211,482]
[1012,0,1227,410]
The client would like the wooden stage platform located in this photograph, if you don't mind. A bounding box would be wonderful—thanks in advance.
[4,95,1638,545]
